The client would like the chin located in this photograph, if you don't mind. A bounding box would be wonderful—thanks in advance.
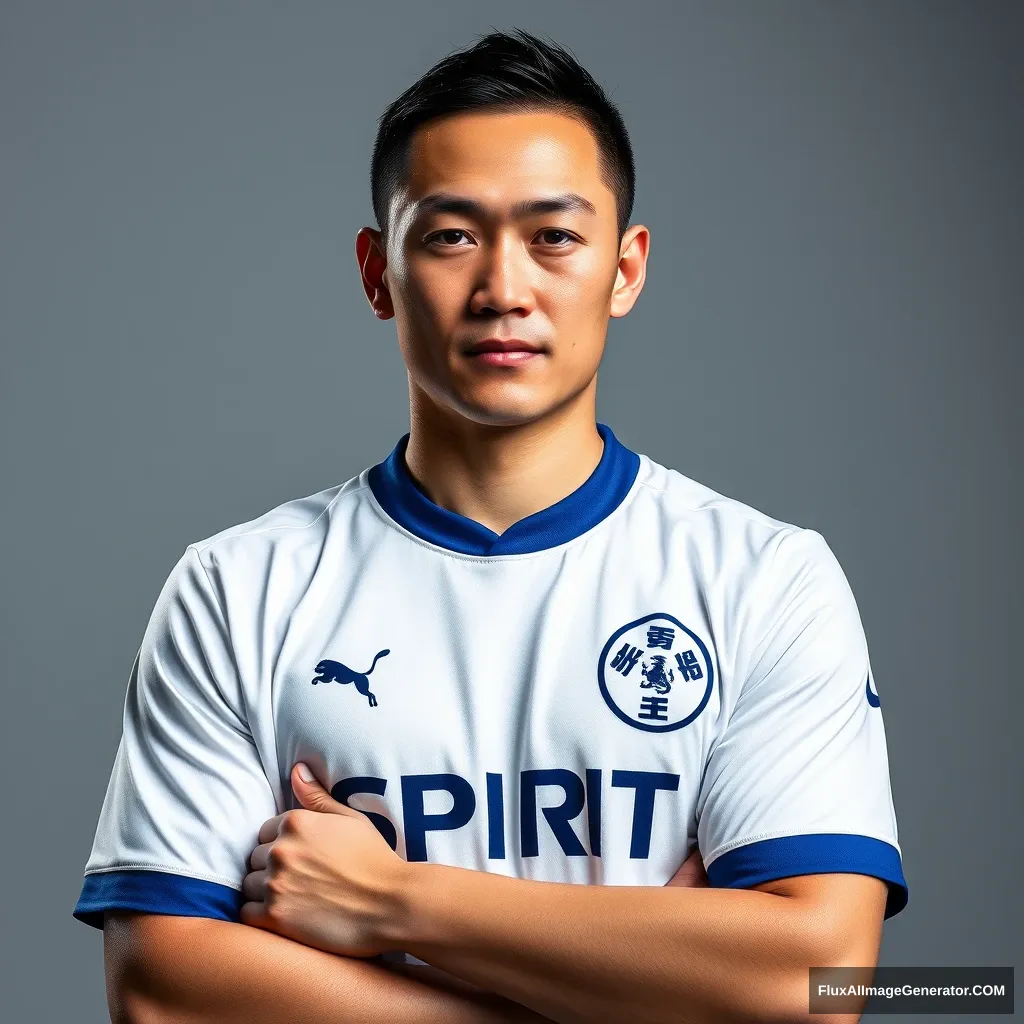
[440,380,549,423]
[443,391,558,427]
[419,370,581,428]
[453,405,550,428]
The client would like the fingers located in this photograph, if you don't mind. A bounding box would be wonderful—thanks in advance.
[242,868,267,902]
[257,812,289,844]
[248,841,272,871]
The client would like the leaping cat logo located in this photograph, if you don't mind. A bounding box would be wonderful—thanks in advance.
[311,649,390,707]
[640,654,674,695]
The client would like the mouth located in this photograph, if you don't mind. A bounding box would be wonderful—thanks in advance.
[463,338,547,366]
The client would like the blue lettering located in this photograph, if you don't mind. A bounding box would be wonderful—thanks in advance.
[585,768,602,856]
[332,769,681,863]
[401,773,476,861]
[520,769,588,857]
[486,771,505,859]
[331,776,397,851]
[611,770,680,858]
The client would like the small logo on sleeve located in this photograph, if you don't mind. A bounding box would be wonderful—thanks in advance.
[312,648,390,707]
[865,671,881,708]
[598,613,714,732]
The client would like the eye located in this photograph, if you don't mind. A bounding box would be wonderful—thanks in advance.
[426,229,472,247]
[536,229,577,246]
[424,228,579,248]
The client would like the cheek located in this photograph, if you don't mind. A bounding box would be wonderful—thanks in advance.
[549,253,617,314]
[400,268,466,342]
[390,271,451,355]
[546,279,612,352]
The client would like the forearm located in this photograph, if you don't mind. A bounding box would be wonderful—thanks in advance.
[397,867,879,1024]
[106,912,551,1024]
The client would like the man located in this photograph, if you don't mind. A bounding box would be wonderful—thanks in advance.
[75,28,907,1024]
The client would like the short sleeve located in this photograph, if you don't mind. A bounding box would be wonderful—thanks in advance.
[696,528,908,919]
[73,545,279,930]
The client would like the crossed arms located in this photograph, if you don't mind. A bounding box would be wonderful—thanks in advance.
[106,847,886,1024]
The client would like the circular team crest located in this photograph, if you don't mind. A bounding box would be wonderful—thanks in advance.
[598,613,714,733]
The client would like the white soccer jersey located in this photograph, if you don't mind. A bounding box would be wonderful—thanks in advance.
[74,422,907,950]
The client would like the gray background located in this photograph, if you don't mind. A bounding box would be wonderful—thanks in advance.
[2,1,1019,1020]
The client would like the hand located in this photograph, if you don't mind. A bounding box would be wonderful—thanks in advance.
[241,762,411,958]
[664,845,709,887]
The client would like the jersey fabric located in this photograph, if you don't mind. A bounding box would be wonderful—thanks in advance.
[74,422,908,957]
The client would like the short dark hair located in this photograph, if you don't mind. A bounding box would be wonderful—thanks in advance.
[370,28,635,246]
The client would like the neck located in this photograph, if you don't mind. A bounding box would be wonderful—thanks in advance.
[403,386,604,537]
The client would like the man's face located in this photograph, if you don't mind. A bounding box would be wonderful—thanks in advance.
[357,109,648,428]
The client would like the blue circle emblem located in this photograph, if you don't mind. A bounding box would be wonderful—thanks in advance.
[598,612,714,732]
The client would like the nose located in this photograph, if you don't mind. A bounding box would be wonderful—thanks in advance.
[469,234,535,316]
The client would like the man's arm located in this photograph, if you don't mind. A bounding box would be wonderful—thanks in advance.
[391,866,887,1024]
[104,911,552,1024]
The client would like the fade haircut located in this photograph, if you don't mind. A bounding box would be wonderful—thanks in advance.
[370,28,635,247]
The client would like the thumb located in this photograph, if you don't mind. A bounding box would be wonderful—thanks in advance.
[291,762,348,813]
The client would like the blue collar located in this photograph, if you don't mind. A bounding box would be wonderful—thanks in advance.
[367,422,640,556]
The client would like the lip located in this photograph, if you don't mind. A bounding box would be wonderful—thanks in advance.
[467,349,542,366]
[464,338,545,354]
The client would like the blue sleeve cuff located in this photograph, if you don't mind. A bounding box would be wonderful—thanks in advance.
[73,869,244,931]
[705,833,909,919]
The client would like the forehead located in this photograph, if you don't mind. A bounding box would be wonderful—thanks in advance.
[399,109,608,213]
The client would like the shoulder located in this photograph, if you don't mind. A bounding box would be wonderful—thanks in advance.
[628,452,856,632]
[630,450,822,569]
[635,450,797,529]
[153,468,381,645]
[186,470,372,579]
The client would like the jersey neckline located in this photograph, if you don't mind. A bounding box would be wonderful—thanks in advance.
[367,422,641,556]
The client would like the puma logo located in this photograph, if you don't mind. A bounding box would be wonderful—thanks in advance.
[311,649,390,707]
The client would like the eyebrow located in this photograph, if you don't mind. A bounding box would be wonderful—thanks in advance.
[411,191,598,221]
